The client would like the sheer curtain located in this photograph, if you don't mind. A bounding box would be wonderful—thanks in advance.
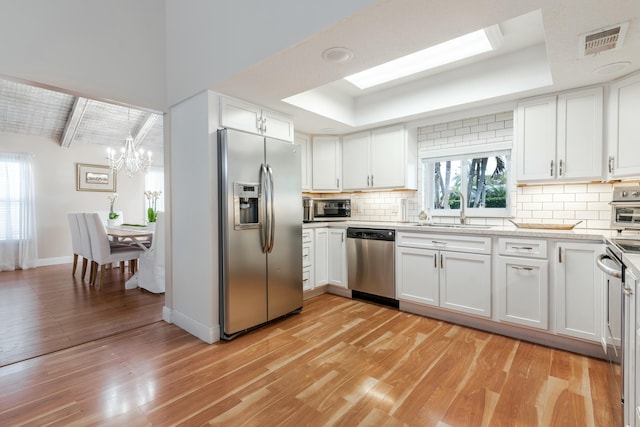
[0,152,37,270]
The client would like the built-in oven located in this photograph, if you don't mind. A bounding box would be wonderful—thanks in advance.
[611,186,640,231]
[596,243,624,413]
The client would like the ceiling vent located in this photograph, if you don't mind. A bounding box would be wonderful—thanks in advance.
[579,22,629,57]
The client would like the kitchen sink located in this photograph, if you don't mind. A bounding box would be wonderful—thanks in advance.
[409,223,494,230]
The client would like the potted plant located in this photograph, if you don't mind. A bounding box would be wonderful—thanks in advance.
[144,190,161,225]
[107,193,119,226]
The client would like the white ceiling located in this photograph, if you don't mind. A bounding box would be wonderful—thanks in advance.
[213,0,640,135]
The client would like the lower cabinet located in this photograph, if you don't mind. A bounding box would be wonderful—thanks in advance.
[395,232,492,318]
[302,229,314,291]
[314,228,328,286]
[555,241,603,342]
[497,256,549,330]
[328,228,347,288]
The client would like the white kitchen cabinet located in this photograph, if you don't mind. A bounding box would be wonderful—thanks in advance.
[608,72,640,179]
[516,87,603,182]
[294,133,312,191]
[555,241,603,342]
[342,124,417,191]
[312,136,341,192]
[302,229,314,291]
[328,228,347,288]
[314,228,328,286]
[396,246,439,306]
[497,256,549,330]
[396,232,491,317]
[220,96,294,142]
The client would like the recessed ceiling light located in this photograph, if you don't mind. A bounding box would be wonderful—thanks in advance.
[593,61,631,75]
[322,47,354,63]
[345,25,503,90]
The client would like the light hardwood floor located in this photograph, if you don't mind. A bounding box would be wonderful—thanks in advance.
[0,263,164,367]
[0,293,620,426]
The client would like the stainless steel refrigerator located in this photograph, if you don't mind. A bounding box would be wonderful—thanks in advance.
[218,128,302,340]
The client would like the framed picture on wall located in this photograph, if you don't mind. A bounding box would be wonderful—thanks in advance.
[76,163,117,192]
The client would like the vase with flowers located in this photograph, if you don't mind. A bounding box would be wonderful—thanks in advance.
[107,193,119,226]
[144,190,161,224]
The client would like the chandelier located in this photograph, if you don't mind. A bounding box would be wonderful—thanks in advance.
[106,110,152,177]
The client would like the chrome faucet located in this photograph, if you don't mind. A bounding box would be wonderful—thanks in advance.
[440,189,466,225]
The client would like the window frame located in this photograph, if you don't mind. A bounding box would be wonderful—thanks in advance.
[421,143,512,219]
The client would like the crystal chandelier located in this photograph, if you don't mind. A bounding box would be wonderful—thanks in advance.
[106,110,152,177]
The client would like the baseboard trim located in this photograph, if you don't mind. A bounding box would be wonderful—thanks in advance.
[170,309,220,344]
[37,256,73,267]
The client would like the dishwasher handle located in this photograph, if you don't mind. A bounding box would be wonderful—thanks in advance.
[596,254,622,279]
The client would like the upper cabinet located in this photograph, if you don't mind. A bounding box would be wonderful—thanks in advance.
[516,87,603,183]
[294,133,312,191]
[220,96,294,142]
[342,124,417,191]
[608,73,640,179]
[312,135,342,192]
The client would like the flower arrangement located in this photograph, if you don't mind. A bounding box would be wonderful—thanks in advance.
[144,190,162,223]
[107,193,119,219]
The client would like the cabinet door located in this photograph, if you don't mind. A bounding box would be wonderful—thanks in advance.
[262,108,294,142]
[312,136,341,192]
[342,131,370,190]
[371,125,406,189]
[440,252,491,317]
[396,246,439,306]
[497,256,549,330]
[328,229,347,288]
[556,87,603,181]
[294,133,312,191]
[625,268,637,427]
[220,96,262,135]
[516,96,557,181]
[608,73,640,178]
[314,228,328,286]
[555,242,603,342]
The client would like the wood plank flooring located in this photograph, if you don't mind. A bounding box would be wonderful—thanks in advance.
[0,264,164,367]
[0,294,621,426]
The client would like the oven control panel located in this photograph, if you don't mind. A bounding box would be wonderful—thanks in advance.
[613,186,640,202]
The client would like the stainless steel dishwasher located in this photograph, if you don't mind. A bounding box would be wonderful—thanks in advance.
[346,227,397,307]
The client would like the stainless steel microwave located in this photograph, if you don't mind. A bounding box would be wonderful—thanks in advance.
[303,198,351,222]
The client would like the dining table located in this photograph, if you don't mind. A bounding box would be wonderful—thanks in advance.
[106,225,154,250]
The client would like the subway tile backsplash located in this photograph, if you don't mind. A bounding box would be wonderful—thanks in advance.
[309,111,616,230]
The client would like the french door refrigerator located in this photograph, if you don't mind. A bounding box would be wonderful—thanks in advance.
[218,128,302,340]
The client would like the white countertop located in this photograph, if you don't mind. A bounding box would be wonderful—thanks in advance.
[303,220,640,276]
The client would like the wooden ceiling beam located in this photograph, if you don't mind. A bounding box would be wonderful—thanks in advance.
[60,97,89,148]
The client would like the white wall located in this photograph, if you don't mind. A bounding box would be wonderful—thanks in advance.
[0,131,146,263]
[0,0,166,111]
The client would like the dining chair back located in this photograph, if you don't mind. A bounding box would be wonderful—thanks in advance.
[76,212,95,281]
[84,212,143,290]
[67,212,82,276]
[137,211,165,293]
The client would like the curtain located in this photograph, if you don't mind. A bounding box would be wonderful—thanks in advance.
[145,166,165,211]
[0,152,37,271]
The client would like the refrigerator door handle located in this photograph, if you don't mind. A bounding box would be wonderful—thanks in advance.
[267,165,275,253]
[260,164,270,254]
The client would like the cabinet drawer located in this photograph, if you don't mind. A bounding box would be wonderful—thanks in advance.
[396,232,491,254]
[498,237,547,259]
[302,244,312,267]
[302,267,312,291]
[302,229,313,243]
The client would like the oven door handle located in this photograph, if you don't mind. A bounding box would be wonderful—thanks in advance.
[596,254,622,279]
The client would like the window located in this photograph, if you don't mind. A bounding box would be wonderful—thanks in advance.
[422,149,510,217]
[0,152,37,270]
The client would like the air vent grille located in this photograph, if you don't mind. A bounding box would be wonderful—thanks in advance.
[580,22,629,57]
[585,28,621,55]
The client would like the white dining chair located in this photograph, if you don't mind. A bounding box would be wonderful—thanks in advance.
[135,212,165,293]
[84,212,144,290]
[66,212,83,277]
[76,212,96,282]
